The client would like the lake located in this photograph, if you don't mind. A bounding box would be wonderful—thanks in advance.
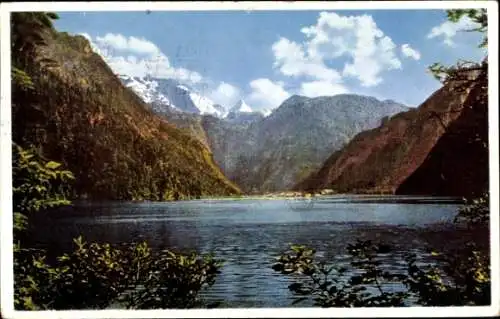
[26,195,488,308]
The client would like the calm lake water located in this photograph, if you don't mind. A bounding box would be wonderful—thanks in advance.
[27,195,488,308]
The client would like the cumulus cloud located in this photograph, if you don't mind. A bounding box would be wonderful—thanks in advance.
[244,11,411,109]
[247,78,290,111]
[271,12,402,89]
[94,33,161,56]
[79,32,203,84]
[400,43,421,60]
[209,82,242,108]
[272,37,342,82]
[427,15,480,46]
[300,81,349,98]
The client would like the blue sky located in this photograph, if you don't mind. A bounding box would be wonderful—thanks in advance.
[54,9,486,111]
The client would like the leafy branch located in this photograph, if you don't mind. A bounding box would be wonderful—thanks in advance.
[272,241,408,307]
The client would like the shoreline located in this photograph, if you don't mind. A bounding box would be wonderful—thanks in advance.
[70,193,465,205]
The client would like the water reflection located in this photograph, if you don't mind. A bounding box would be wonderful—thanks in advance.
[27,196,485,308]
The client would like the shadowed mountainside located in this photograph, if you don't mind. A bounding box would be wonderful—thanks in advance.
[294,66,487,196]
[396,63,488,198]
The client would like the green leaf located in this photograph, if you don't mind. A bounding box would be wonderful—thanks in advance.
[45,161,61,169]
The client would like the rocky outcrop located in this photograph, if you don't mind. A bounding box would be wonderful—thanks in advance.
[396,64,488,198]
[294,67,485,196]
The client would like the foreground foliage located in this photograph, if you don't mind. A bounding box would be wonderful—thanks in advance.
[12,144,74,234]
[13,144,222,310]
[429,9,487,85]
[15,238,221,310]
[272,241,408,307]
[454,192,489,226]
[273,238,490,307]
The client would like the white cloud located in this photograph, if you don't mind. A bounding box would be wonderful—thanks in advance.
[247,78,290,111]
[271,11,402,90]
[400,44,421,60]
[427,15,480,46]
[272,37,342,82]
[94,33,160,56]
[80,32,203,84]
[300,81,349,98]
[254,11,410,107]
[209,82,242,108]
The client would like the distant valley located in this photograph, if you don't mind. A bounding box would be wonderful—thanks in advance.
[120,76,409,193]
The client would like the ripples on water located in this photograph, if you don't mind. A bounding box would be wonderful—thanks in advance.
[27,195,488,308]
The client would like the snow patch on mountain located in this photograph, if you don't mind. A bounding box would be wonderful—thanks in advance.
[176,84,190,92]
[119,75,174,110]
[230,100,253,114]
[189,92,225,117]
[262,109,272,117]
[119,75,269,119]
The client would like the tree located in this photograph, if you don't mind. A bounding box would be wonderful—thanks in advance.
[15,237,222,310]
[273,237,490,307]
[12,144,74,237]
[13,144,75,309]
[428,9,487,85]
[11,12,59,90]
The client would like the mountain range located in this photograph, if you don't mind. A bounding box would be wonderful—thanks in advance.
[121,77,409,193]
[123,67,488,198]
[219,94,409,192]
[12,13,487,201]
[119,75,267,121]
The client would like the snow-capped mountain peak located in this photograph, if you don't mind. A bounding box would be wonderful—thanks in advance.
[189,91,224,117]
[262,108,272,117]
[119,75,227,117]
[119,75,172,107]
[230,99,253,114]
[119,75,269,120]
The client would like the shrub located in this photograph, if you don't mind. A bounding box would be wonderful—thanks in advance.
[14,238,222,310]
[12,144,222,310]
[454,192,489,226]
[273,239,490,307]
[272,241,408,307]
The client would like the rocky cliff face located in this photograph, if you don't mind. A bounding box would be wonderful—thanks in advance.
[294,68,485,195]
[396,64,488,198]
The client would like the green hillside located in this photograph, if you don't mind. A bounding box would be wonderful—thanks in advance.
[11,12,240,201]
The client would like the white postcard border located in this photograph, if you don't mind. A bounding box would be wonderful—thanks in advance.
[1,1,498,318]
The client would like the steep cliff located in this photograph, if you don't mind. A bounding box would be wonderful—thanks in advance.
[294,69,484,195]
[11,13,240,200]
[396,64,488,198]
